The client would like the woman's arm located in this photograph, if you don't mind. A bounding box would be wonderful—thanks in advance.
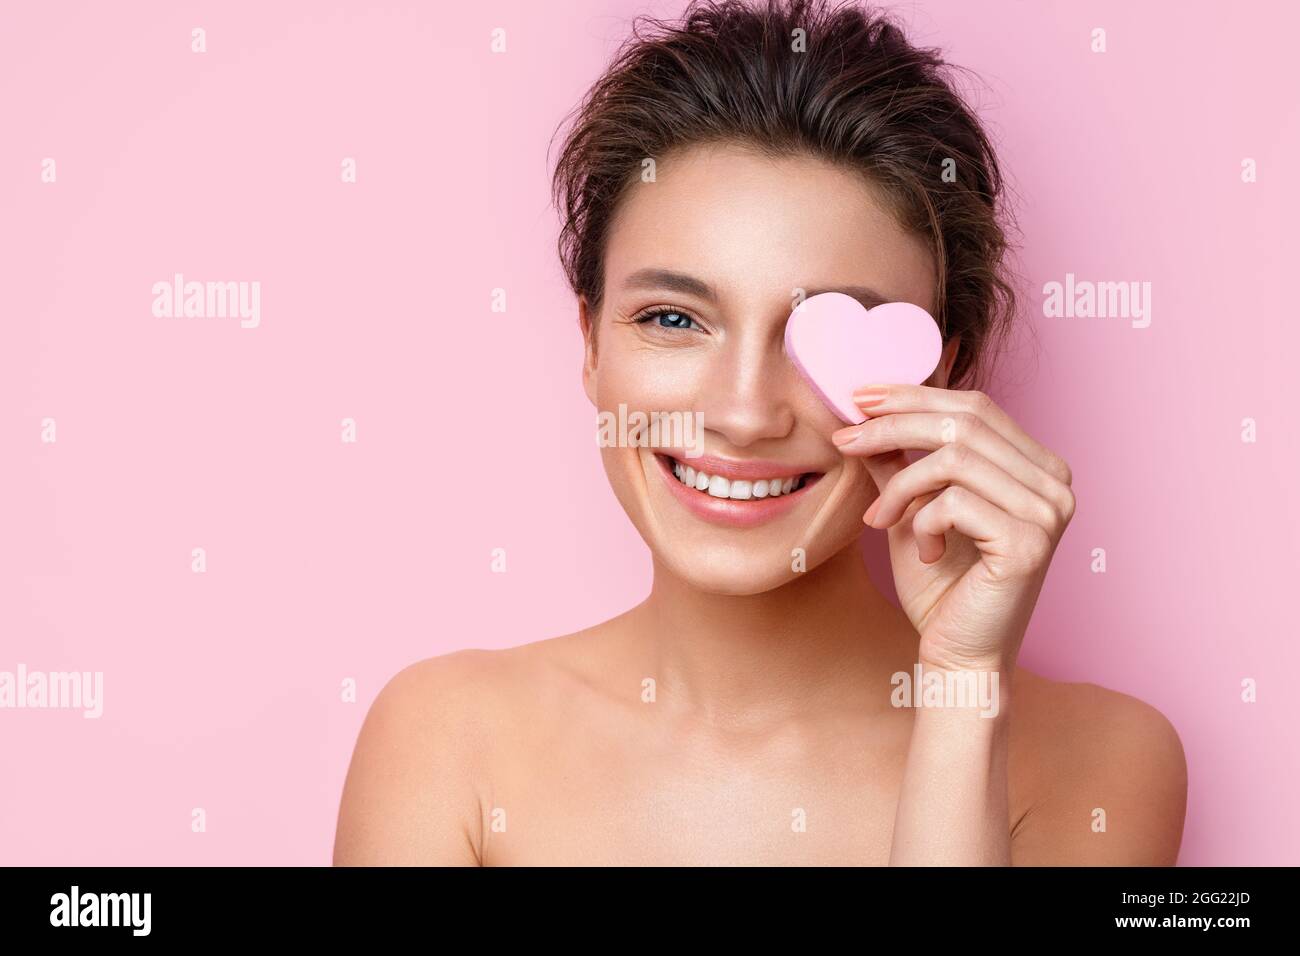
[333,654,486,866]
[889,662,1013,866]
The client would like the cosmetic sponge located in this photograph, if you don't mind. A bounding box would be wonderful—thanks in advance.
[784,292,943,425]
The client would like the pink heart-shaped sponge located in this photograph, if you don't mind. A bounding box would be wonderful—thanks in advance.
[784,292,943,425]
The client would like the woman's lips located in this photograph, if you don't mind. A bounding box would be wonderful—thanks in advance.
[653,453,824,529]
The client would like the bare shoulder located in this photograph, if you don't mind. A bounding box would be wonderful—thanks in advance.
[332,630,608,866]
[332,647,527,866]
[1009,667,1188,865]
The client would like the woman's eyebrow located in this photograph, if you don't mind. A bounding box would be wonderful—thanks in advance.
[801,285,889,310]
[622,268,888,310]
[623,268,718,302]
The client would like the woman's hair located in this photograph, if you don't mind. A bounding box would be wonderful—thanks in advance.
[550,0,1019,389]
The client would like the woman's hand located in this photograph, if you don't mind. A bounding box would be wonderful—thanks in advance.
[831,384,1075,674]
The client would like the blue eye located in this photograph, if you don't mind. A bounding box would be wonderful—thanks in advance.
[636,308,701,331]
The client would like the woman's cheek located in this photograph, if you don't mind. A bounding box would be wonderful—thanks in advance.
[597,342,705,415]
[591,343,701,503]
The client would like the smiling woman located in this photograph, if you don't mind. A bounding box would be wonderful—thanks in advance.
[333,0,1187,867]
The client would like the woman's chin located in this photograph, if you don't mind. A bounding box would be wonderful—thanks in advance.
[648,527,863,594]
[656,547,805,596]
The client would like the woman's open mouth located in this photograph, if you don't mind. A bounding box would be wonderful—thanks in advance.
[667,458,816,499]
[653,452,824,528]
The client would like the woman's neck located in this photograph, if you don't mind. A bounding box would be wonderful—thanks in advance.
[628,541,918,729]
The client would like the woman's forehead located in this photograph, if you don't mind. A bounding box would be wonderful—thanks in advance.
[603,143,936,310]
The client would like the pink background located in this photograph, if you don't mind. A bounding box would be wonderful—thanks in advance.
[2,0,1296,865]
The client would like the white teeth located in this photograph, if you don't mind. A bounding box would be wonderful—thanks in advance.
[668,459,808,500]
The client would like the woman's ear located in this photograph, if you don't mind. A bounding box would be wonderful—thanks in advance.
[932,335,962,388]
[579,296,598,406]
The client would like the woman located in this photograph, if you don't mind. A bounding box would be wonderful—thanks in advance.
[334,0,1187,866]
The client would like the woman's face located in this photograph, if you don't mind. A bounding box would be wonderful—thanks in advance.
[583,141,949,595]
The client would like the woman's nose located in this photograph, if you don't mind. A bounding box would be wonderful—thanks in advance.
[693,338,797,448]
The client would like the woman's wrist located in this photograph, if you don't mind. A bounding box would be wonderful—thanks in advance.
[918,642,1017,674]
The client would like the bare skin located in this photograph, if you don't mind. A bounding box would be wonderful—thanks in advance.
[333,620,1187,865]
[334,143,1187,866]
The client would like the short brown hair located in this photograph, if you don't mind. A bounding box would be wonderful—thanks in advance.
[550,0,1019,389]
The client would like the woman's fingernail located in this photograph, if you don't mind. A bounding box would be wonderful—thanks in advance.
[831,427,858,446]
[853,385,889,406]
[863,498,882,525]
